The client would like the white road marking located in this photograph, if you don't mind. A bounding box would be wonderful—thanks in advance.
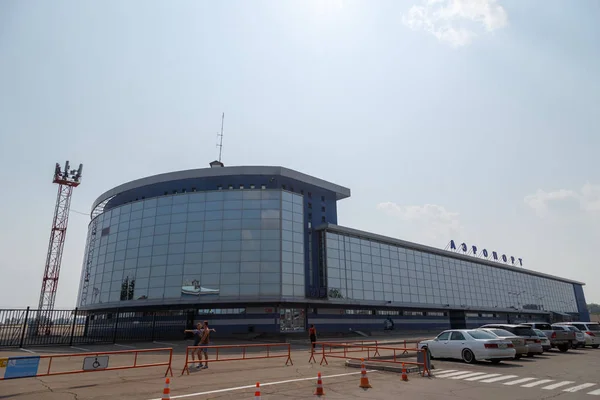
[153,341,175,346]
[480,375,519,383]
[433,369,457,375]
[504,378,537,386]
[541,381,575,390]
[450,372,488,380]
[114,344,136,349]
[521,379,554,388]
[435,371,476,378]
[464,373,501,381]
[587,387,600,395]
[71,346,91,352]
[563,383,597,393]
[146,370,378,400]
[19,348,36,354]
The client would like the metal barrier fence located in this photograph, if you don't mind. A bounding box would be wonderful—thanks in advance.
[0,347,173,380]
[0,307,187,348]
[309,340,380,363]
[181,343,293,375]
[316,342,432,377]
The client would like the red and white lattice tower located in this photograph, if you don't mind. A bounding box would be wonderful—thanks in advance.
[37,161,83,335]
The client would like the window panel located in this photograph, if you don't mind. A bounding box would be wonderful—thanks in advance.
[240,284,259,296]
[260,284,280,295]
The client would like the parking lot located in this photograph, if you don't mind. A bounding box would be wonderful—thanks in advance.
[1,339,600,399]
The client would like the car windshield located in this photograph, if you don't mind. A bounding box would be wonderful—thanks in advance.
[489,329,515,337]
[514,327,536,336]
[588,324,600,332]
[467,330,497,340]
[566,326,580,332]
[533,329,546,337]
[552,326,567,331]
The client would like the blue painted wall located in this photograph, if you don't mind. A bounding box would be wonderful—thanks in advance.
[573,284,590,321]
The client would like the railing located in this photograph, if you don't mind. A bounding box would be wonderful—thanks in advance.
[181,343,293,375]
[398,338,433,354]
[309,340,380,363]
[0,307,187,348]
[316,342,431,377]
[0,348,173,380]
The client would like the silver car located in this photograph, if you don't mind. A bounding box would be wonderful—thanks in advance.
[533,328,551,351]
[480,324,544,356]
[554,322,600,348]
[479,328,528,359]
[561,325,586,348]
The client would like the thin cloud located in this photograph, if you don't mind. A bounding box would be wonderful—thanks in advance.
[402,0,508,47]
[524,183,600,217]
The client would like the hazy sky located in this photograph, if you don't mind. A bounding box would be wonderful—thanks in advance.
[1,0,598,309]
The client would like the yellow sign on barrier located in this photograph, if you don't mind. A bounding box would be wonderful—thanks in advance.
[0,358,8,368]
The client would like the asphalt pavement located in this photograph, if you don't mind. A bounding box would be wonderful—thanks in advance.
[0,342,598,399]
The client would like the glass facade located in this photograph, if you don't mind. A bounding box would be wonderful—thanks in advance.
[323,232,578,313]
[79,189,305,306]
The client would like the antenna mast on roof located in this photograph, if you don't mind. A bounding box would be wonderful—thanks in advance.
[217,112,225,163]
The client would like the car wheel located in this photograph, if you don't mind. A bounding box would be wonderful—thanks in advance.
[490,359,501,364]
[592,345,599,349]
[462,348,475,364]
[514,354,522,360]
[527,353,534,358]
[558,344,569,353]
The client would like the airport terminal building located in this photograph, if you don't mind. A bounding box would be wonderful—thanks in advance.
[77,163,590,334]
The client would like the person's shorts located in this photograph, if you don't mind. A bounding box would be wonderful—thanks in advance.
[199,344,208,353]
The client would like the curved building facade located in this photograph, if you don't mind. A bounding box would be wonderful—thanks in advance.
[77,163,590,334]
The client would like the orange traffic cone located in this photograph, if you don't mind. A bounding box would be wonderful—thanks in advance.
[359,359,372,389]
[401,363,408,382]
[314,372,325,396]
[161,377,171,400]
[255,382,261,399]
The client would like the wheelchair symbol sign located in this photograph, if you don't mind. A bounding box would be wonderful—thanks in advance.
[83,356,109,371]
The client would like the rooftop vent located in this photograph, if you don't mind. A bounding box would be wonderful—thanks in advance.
[209,160,224,168]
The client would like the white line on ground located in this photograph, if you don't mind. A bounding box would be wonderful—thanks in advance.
[541,381,575,390]
[587,387,600,395]
[480,375,518,384]
[436,371,477,379]
[146,370,378,400]
[504,377,537,386]
[563,383,597,393]
[19,348,36,354]
[464,373,501,381]
[114,344,136,349]
[432,369,456,374]
[153,341,176,346]
[521,379,553,388]
[449,372,487,380]
[71,346,91,352]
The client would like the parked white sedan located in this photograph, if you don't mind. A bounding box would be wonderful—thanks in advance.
[418,329,516,364]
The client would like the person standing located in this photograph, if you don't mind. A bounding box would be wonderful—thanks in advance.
[184,321,216,369]
[309,324,317,351]
[198,320,212,369]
